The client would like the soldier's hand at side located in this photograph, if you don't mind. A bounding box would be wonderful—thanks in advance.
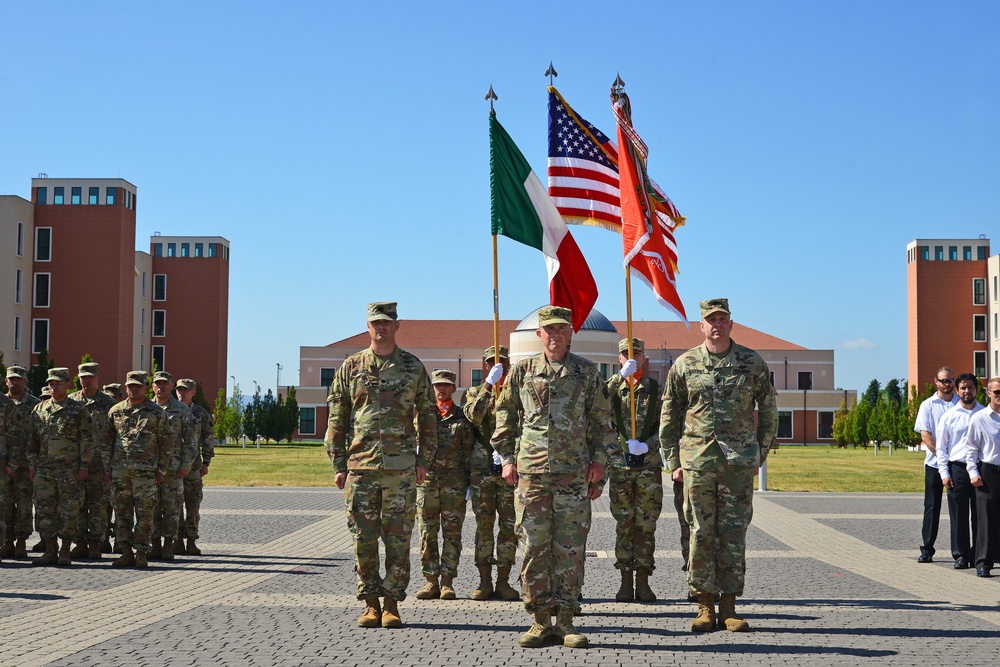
[972,475,984,487]
[201,465,209,477]
[416,466,427,485]
[178,468,189,478]
[29,468,36,482]
[943,477,954,489]
[587,462,605,484]
[671,468,683,483]
[3,466,13,476]
[334,472,347,490]
[502,463,518,487]
[587,485,602,500]
[155,472,164,484]
[76,469,89,482]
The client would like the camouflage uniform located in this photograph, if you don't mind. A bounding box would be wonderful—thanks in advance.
[326,345,438,602]
[68,387,116,545]
[1,385,41,545]
[28,396,97,542]
[462,382,517,569]
[660,338,777,596]
[179,401,215,541]
[153,397,196,543]
[491,350,613,614]
[0,393,11,547]
[108,393,172,553]
[417,397,474,578]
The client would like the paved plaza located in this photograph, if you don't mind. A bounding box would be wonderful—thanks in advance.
[2,481,999,666]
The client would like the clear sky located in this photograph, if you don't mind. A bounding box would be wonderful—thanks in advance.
[3,1,998,396]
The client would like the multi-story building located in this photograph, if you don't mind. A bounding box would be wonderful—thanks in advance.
[287,307,855,446]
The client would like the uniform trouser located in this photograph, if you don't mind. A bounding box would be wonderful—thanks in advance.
[3,468,33,539]
[471,471,516,567]
[345,469,416,601]
[674,478,691,571]
[417,470,468,578]
[112,470,157,553]
[609,467,663,571]
[152,473,183,541]
[974,462,1000,570]
[946,462,977,561]
[921,464,943,557]
[0,473,7,544]
[684,465,755,596]
[178,468,204,540]
[515,472,590,614]
[34,469,82,542]
[77,465,111,542]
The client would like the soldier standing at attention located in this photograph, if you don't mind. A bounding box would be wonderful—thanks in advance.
[415,369,475,600]
[150,371,196,561]
[173,379,215,556]
[27,368,97,566]
[491,306,612,649]
[661,299,777,633]
[0,389,12,563]
[107,371,172,568]
[326,302,438,629]
[461,345,520,601]
[606,337,663,603]
[68,362,116,560]
[2,366,41,558]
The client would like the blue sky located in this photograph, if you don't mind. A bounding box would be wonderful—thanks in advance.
[3,1,998,395]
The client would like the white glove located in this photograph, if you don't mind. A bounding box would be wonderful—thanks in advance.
[485,363,505,386]
[492,450,503,466]
[626,439,648,455]
[619,359,638,379]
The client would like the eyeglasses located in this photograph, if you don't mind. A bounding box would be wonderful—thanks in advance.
[992,390,1000,397]
[936,378,954,384]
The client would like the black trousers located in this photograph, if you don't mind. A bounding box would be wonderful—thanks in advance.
[946,461,977,560]
[974,462,1000,570]
[921,464,943,556]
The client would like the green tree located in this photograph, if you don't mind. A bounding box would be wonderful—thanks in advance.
[852,399,871,449]
[862,379,881,408]
[283,386,299,443]
[193,381,211,411]
[226,384,245,443]
[213,388,229,442]
[832,399,853,448]
[258,389,278,442]
[28,349,55,397]
[147,357,161,401]
[243,385,262,443]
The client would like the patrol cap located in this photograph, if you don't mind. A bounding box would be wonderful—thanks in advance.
[618,337,645,354]
[176,378,197,390]
[125,371,149,386]
[537,305,573,327]
[431,369,457,386]
[6,365,27,379]
[41,386,52,396]
[152,371,174,383]
[78,362,100,377]
[103,383,122,394]
[367,302,398,322]
[700,298,731,319]
[483,345,510,360]
[46,367,71,383]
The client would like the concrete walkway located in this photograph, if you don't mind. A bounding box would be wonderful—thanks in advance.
[1,484,997,666]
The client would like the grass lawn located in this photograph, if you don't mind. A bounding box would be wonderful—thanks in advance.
[206,442,928,492]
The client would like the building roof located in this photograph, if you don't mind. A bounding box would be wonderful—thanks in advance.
[516,306,618,332]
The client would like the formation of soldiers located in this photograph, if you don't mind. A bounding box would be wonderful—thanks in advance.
[0,363,215,568]
[326,299,776,648]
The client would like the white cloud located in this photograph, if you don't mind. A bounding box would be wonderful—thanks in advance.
[840,338,877,350]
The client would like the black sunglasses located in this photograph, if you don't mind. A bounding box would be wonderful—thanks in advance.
[936,378,954,384]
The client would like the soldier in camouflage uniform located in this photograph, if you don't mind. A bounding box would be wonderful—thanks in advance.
[173,378,215,556]
[103,383,123,401]
[606,338,664,603]
[415,369,475,600]
[461,345,520,601]
[107,371,173,567]
[100,383,123,551]
[0,390,12,562]
[492,306,613,649]
[326,302,438,629]
[660,299,777,633]
[27,368,97,566]
[68,362,116,560]
[150,371,196,561]
[1,366,41,558]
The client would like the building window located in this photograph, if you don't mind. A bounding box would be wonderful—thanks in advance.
[974,315,987,342]
[153,310,166,337]
[181,243,190,257]
[320,368,336,388]
[299,407,316,435]
[153,274,166,301]
[141,271,147,298]
[995,313,998,339]
[32,319,49,354]
[471,369,483,387]
[15,268,22,304]
[34,273,51,308]
[817,411,834,439]
[963,246,972,260]
[949,246,958,261]
[996,276,999,302]
[14,316,21,351]
[71,187,81,205]
[35,228,52,261]
[797,371,813,390]
[17,221,24,255]
[777,411,792,439]
[934,246,943,260]
[141,307,146,334]
[153,243,163,257]
[167,243,176,257]
[974,279,986,305]
[37,187,47,204]
[106,187,116,205]
[54,187,64,205]
[996,351,999,376]
[979,246,988,260]
[600,363,609,380]
[152,345,165,371]
[208,243,217,258]
[919,246,929,260]
[769,370,775,387]
[194,243,203,257]
[974,351,987,378]
[89,187,99,205]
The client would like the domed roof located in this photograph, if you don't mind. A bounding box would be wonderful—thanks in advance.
[515,306,617,333]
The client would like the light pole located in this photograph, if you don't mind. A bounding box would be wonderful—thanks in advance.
[276,363,282,394]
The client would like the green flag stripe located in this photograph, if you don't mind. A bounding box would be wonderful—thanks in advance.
[489,113,544,250]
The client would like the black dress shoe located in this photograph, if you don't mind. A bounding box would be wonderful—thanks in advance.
[976,567,992,577]
[954,557,971,569]
[917,553,933,563]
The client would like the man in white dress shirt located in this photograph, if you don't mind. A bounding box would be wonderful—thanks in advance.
[967,377,1000,578]
[935,373,983,569]
[913,367,959,563]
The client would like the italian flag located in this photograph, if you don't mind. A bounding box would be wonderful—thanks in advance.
[489,112,598,332]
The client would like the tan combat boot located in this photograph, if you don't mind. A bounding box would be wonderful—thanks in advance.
[554,606,588,648]
[635,567,656,602]
[471,565,494,600]
[518,611,553,648]
[357,598,381,628]
[33,540,58,566]
[439,575,456,600]
[14,537,28,558]
[135,550,149,568]
[31,538,47,552]
[172,538,186,556]
[494,566,520,601]
[690,592,716,632]
[186,539,202,556]
[615,569,634,601]
[57,538,73,566]
[101,536,113,553]
[415,575,440,600]
[112,546,136,568]
[149,537,162,560]
[718,593,750,632]
[161,541,175,562]
[381,597,403,628]
[88,540,103,560]
[70,540,88,559]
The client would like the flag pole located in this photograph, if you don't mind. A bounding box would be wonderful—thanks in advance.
[486,84,501,367]
[613,73,637,441]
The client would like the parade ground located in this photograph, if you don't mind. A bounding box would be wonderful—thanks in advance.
[2,482,998,667]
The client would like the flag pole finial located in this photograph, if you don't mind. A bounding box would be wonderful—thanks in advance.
[545,61,558,85]
[485,85,498,112]
[612,72,626,95]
